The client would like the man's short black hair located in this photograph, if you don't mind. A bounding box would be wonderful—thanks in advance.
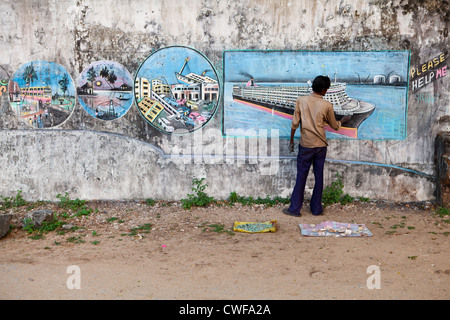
[312,76,331,93]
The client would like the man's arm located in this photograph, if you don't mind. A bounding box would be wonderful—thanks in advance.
[326,104,342,131]
[289,128,296,152]
[289,99,301,152]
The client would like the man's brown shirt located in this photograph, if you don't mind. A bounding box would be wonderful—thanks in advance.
[291,92,342,147]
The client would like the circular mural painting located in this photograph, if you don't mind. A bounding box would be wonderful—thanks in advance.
[134,46,220,134]
[0,74,8,118]
[77,60,133,120]
[9,60,76,128]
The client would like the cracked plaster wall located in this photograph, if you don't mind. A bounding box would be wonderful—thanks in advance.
[0,0,448,202]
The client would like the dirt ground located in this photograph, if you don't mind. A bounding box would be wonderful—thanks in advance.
[0,199,449,300]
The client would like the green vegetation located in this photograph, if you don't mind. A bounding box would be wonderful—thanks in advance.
[22,213,67,240]
[66,236,85,244]
[322,173,344,207]
[145,198,157,206]
[435,206,450,224]
[228,191,290,207]
[15,192,96,242]
[2,184,448,246]
[0,190,27,210]
[123,223,152,237]
[322,173,360,207]
[180,174,360,210]
[321,173,374,207]
[180,177,291,210]
[23,216,64,234]
[199,222,235,236]
[181,178,216,209]
[56,192,94,217]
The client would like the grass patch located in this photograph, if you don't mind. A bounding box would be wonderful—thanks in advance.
[199,222,235,236]
[0,190,28,210]
[435,206,450,224]
[228,191,290,207]
[66,236,85,244]
[181,178,216,209]
[56,192,94,218]
[123,223,152,237]
[19,192,96,240]
[22,215,66,240]
[322,173,358,208]
[372,221,383,228]
[145,198,157,206]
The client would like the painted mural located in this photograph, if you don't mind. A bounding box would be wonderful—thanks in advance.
[134,46,220,134]
[410,52,447,92]
[8,61,76,128]
[0,79,6,98]
[77,60,133,120]
[223,50,410,140]
[0,78,8,121]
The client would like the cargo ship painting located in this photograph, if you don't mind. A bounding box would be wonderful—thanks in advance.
[223,50,410,140]
[232,79,375,138]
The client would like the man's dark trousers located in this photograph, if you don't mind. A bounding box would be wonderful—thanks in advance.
[288,144,327,215]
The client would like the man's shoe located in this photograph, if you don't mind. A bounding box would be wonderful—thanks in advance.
[282,208,301,217]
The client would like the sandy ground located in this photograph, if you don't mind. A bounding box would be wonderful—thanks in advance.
[0,199,449,301]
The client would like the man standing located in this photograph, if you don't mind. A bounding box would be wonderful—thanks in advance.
[283,76,349,217]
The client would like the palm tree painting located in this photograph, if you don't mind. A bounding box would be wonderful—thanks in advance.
[21,63,38,103]
[59,74,69,97]
[8,60,76,128]
[99,66,118,90]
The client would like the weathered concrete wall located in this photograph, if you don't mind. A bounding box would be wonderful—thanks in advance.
[436,132,450,207]
[0,0,448,202]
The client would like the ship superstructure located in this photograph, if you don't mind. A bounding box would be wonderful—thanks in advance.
[176,57,218,85]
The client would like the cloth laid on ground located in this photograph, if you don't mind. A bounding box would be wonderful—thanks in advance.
[299,221,372,237]
[234,220,277,233]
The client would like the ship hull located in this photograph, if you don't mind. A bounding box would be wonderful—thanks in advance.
[232,95,375,139]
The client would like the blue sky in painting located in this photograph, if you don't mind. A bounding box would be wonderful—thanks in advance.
[77,60,133,90]
[12,60,75,95]
[224,51,410,83]
[136,46,218,85]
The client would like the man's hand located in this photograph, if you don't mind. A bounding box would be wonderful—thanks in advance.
[289,142,294,153]
[341,115,351,123]
[289,128,296,153]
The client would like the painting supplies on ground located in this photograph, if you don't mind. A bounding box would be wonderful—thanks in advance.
[234,220,277,233]
[299,221,372,237]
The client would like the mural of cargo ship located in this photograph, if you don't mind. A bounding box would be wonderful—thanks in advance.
[232,79,375,138]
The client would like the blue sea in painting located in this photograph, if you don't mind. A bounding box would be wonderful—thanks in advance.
[79,90,133,119]
[223,83,408,140]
